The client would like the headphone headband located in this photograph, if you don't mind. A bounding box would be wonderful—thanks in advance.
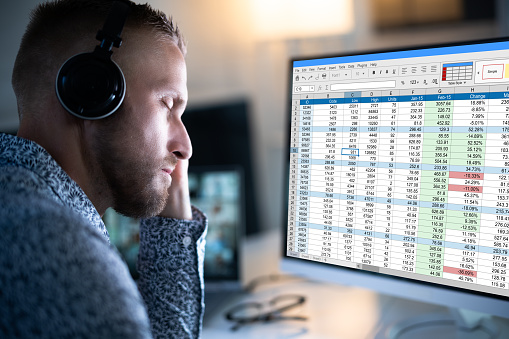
[96,1,130,50]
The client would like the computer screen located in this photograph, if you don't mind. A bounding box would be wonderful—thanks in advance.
[283,38,509,318]
[188,165,244,281]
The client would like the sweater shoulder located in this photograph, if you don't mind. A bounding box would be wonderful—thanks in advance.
[0,170,151,338]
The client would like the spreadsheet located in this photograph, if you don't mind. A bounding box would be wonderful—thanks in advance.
[286,41,509,297]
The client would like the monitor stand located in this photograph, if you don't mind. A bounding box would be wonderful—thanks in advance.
[382,308,499,339]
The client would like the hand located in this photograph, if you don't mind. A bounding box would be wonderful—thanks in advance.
[158,159,193,220]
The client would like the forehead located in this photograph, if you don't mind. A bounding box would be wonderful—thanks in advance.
[115,30,187,96]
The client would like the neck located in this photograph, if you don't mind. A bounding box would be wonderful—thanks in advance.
[17,114,112,217]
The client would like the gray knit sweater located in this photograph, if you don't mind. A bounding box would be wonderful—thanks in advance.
[0,133,207,338]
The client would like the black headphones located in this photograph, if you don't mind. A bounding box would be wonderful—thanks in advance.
[56,1,130,120]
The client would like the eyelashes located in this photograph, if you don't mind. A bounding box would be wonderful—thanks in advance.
[160,94,187,118]
[161,97,173,110]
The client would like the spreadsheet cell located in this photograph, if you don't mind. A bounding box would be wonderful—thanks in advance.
[287,85,509,294]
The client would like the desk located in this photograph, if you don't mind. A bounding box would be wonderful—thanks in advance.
[202,229,509,338]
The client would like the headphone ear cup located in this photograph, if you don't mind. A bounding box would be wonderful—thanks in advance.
[56,52,125,119]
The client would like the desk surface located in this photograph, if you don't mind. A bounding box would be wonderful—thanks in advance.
[202,229,509,339]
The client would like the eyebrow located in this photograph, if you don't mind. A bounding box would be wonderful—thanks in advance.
[173,94,187,106]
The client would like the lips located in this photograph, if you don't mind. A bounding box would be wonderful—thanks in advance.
[162,168,173,175]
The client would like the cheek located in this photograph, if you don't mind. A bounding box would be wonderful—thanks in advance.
[136,111,169,156]
[119,88,170,158]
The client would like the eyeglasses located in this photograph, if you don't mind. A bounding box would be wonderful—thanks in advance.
[224,294,307,331]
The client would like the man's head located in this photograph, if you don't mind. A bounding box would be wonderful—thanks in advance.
[12,0,186,120]
[13,0,192,218]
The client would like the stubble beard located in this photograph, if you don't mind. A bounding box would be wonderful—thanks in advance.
[89,122,172,219]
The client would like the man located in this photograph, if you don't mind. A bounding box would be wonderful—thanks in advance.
[0,0,207,338]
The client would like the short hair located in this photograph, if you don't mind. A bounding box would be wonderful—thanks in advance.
[12,0,186,119]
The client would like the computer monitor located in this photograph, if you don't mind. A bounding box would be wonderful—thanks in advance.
[188,165,244,283]
[282,38,509,332]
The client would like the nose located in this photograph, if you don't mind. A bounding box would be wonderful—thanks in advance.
[169,119,192,160]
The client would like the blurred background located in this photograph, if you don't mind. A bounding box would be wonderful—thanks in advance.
[0,0,507,237]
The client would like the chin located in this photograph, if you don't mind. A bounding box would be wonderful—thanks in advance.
[114,197,166,219]
[113,181,169,219]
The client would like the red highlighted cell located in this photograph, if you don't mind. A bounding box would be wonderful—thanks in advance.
[443,266,477,278]
[449,172,484,180]
[448,184,483,193]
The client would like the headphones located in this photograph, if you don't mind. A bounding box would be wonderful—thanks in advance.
[56,1,130,120]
